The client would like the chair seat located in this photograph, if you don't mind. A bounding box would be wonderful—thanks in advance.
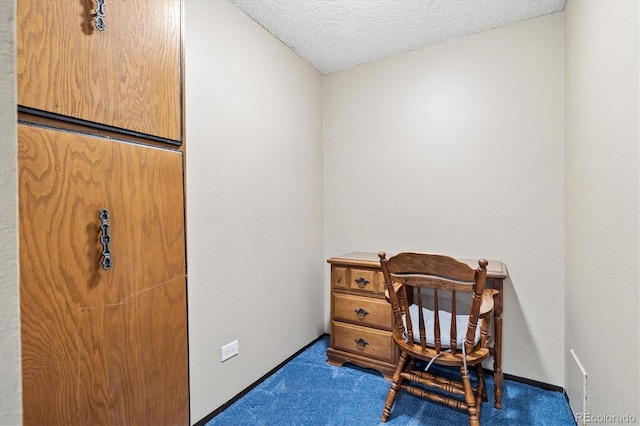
[403,304,483,348]
[402,288,496,348]
[394,334,491,366]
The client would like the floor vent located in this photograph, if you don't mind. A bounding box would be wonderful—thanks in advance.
[568,349,588,425]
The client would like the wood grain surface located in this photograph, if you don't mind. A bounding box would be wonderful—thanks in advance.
[17,0,182,142]
[19,124,188,425]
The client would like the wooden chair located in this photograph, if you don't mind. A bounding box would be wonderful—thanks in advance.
[378,252,498,426]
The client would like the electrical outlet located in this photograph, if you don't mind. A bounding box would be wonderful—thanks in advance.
[221,340,239,362]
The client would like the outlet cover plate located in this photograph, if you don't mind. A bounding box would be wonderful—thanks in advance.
[221,340,239,362]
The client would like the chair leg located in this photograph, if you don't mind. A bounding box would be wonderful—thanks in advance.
[460,365,480,426]
[476,364,488,402]
[474,364,485,420]
[381,351,409,422]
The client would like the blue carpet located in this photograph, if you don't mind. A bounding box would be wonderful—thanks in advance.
[205,336,576,425]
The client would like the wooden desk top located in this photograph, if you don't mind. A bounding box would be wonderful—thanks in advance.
[328,251,507,280]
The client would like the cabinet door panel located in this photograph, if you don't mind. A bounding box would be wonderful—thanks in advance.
[77,276,188,425]
[17,0,182,142]
[19,124,188,425]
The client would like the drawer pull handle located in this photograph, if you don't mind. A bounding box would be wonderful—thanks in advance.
[337,275,342,283]
[99,209,112,270]
[354,308,369,320]
[95,0,106,31]
[354,338,369,348]
[354,277,370,288]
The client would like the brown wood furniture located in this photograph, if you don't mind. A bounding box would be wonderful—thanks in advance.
[17,0,182,143]
[327,252,507,409]
[378,252,496,425]
[17,1,188,424]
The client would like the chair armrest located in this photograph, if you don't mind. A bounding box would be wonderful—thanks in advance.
[479,289,499,317]
[384,282,403,303]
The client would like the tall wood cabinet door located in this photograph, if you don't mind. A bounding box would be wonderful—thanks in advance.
[17,0,182,142]
[19,124,189,425]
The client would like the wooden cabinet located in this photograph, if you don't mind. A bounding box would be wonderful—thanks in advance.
[327,253,398,379]
[17,0,182,143]
[19,126,188,425]
[17,1,188,424]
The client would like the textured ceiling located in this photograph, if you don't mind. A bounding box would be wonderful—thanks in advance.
[229,0,566,73]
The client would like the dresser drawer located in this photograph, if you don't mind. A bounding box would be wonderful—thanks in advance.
[347,268,385,295]
[333,293,393,330]
[331,321,396,364]
[332,266,348,290]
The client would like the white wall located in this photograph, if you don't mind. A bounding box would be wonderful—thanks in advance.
[324,13,565,386]
[0,0,22,424]
[564,0,639,419]
[185,1,325,422]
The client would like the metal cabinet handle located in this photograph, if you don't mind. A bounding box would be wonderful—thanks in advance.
[354,277,370,288]
[99,209,112,270]
[95,0,106,31]
[354,308,369,320]
[354,338,369,348]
